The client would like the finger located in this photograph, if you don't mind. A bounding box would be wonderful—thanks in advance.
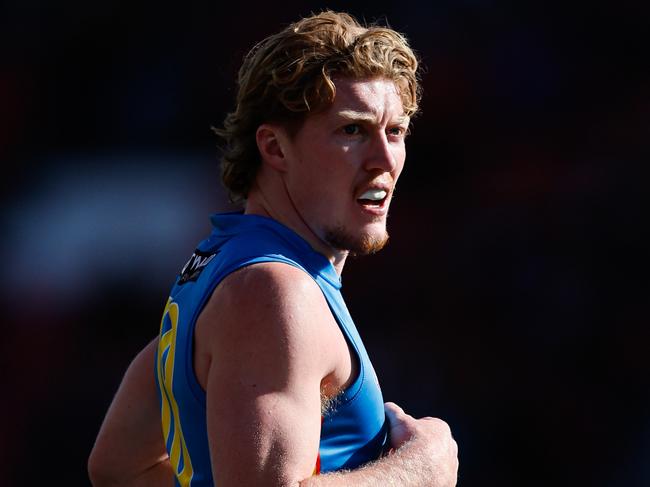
[384,402,408,424]
[384,401,403,416]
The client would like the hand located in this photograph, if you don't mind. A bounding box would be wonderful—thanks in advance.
[384,402,458,486]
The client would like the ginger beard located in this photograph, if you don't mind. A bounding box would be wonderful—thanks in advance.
[323,221,390,256]
[319,175,397,257]
[278,168,393,257]
[321,175,396,256]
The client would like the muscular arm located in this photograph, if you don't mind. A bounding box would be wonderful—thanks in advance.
[200,263,458,487]
[200,263,331,485]
[88,339,174,487]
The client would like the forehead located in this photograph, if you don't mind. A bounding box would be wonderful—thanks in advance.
[325,77,406,119]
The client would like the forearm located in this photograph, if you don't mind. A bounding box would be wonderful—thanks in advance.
[300,440,436,487]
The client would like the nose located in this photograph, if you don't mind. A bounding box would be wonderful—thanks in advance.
[364,132,401,174]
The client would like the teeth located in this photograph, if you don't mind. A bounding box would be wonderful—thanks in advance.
[359,189,387,201]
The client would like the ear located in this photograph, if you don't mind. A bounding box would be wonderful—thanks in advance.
[256,124,289,172]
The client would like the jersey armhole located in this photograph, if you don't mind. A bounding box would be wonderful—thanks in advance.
[181,255,318,406]
[323,300,365,410]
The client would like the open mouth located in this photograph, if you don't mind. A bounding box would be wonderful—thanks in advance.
[356,188,388,208]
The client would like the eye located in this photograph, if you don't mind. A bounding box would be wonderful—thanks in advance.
[387,126,407,137]
[343,124,361,135]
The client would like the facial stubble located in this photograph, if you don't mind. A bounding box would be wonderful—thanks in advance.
[324,224,390,256]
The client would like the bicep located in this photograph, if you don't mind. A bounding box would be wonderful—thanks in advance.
[207,363,323,486]
[201,264,333,486]
[89,338,172,485]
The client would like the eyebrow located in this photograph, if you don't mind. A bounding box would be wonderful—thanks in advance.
[336,110,410,125]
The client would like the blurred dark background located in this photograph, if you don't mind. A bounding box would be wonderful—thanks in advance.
[1,1,648,485]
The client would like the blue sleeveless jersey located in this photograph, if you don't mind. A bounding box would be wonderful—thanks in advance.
[154,213,387,486]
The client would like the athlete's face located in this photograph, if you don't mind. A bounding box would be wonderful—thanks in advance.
[282,77,409,255]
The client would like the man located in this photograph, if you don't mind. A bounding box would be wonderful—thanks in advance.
[88,10,458,487]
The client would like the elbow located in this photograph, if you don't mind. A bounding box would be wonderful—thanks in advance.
[87,446,118,487]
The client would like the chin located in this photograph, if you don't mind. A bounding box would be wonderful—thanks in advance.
[324,224,389,256]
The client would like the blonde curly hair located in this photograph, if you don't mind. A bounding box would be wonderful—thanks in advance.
[214,10,421,203]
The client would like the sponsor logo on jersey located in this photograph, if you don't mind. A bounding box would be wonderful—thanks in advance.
[178,249,217,284]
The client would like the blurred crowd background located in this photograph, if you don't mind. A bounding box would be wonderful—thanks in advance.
[1,1,648,485]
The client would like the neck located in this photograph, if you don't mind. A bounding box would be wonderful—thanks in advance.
[245,184,348,275]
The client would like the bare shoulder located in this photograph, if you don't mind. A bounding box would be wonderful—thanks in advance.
[210,262,330,329]
[194,262,338,385]
[216,261,325,309]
